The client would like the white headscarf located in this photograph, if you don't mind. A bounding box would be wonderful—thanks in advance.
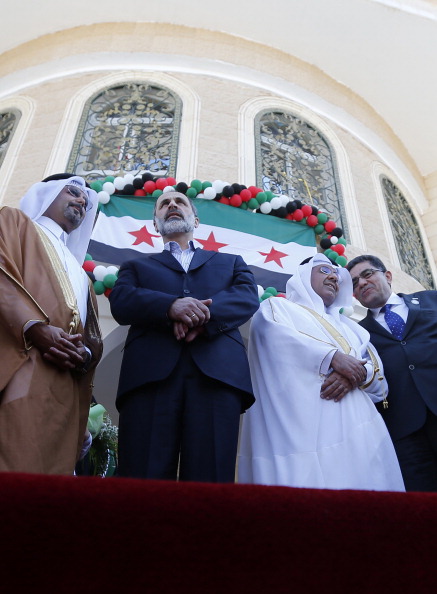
[20,176,98,265]
[286,253,352,322]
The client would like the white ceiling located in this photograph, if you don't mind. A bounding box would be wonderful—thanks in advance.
[1,0,437,178]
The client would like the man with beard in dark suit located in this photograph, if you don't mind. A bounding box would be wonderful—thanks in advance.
[109,191,259,482]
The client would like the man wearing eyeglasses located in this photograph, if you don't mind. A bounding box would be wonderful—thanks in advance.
[238,253,404,491]
[347,254,437,491]
[0,174,103,474]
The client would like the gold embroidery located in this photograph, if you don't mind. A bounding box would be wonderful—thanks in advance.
[34,224,81,334]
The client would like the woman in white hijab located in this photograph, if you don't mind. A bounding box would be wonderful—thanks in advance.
[238,254,405,491]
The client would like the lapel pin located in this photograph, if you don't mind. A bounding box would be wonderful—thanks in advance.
[411,298,419,305]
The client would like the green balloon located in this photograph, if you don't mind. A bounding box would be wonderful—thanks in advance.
[265,286,278,296]
[84,253,93,261]
[240,202,248,210]
[90,181,103,192]
[317,213,328,224]
[336,256,347,267]
[187,187,198,198]
[248,198,259,210]
[152,189,163,198]
[314,224,325,235]
[265,191,274,200]
[324,248,333,258]
[104,176,115,182]
[202,181,212,190]
[190,179,203,192]
[93,281,105,295]
[103,274,118,289]
[256,192,267,204]
[338,237,347,245]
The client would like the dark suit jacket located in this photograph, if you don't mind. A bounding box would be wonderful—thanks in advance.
[109,248,260,412]
[359,291,437,440]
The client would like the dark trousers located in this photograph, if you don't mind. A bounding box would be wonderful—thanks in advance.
[117,349,243,482]
[393,409,437,492]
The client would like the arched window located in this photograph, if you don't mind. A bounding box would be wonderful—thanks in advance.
[255,109,348,237]
[0,110,21,169]
[381,176,434,289]
[67,82,182,180]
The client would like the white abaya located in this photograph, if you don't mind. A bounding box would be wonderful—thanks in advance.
[238,256,404,491]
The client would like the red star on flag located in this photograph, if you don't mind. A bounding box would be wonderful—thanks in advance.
[259,247,288,268]
[195,231,229,252]
[128,226,161,246]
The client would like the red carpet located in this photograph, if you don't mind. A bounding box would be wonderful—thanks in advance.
[1,473,435,593]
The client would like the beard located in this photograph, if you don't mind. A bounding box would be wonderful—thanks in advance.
[64,204,85,230]
[155,212,196,236]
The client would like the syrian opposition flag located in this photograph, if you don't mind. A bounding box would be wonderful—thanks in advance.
[89,196,317,292]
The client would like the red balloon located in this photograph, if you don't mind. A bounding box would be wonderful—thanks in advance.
[301,204,312,217]
[286,213,294,220]
[82,260,96,272]
[324,220,336,233]
[155,178,168,190]
[143,180,156,194]
[104,288,112,297]
[166,177,177,186]
[332,243,345,255]
[248,185,262,198]
[218,197,230,204]
[134,189,146,196]
[293,209,304,221]
[240,189,252,202]
[230,195,242,207]
[306,214,318,227]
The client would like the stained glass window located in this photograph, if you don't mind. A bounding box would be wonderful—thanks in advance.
[255,109,348,238]
[67,82,182,181]
[381,176,434,289]
[0,110,20,169]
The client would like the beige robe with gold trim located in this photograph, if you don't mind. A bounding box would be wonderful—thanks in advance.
[0,206,103,474]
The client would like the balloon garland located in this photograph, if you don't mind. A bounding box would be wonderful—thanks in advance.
[84,172,347,300]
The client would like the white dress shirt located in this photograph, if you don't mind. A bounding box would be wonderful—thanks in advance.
[36,216,89,325]
[370,292,408,334]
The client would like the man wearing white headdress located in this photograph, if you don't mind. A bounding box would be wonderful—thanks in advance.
[0,175,103,474]
[238,254,404,490]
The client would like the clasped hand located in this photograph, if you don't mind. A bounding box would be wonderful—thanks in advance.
[26,323,88,370]
[320,351,367,403]
[168,297,212,341]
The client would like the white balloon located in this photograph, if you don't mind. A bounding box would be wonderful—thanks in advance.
[342,305,355,318]
[93,265,108,281]
[270,197,282,210]
[212,180,225,193]
[280,194,290,206]
[102,181,115,195]
[124,174,135,184]
[260,202,272,214]
[163,185,175,193]
[330,236,339,244]
[203,187,217,200]
[97,191,110,204]
[114,176,126,190]
[106,266,119,276]
[257,285,265,298]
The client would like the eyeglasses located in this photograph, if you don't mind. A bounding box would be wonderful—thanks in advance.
[351,268,383,289]
[318,265,340,277]
[66,185,92,211]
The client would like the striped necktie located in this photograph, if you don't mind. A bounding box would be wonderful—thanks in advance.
[381,304,406,340]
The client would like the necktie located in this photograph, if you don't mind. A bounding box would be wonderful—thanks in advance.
[381,304,406,340]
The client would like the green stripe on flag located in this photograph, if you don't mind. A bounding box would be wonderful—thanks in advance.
[100,195,316,248]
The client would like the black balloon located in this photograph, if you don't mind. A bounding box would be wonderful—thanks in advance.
[175,182,189,193]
